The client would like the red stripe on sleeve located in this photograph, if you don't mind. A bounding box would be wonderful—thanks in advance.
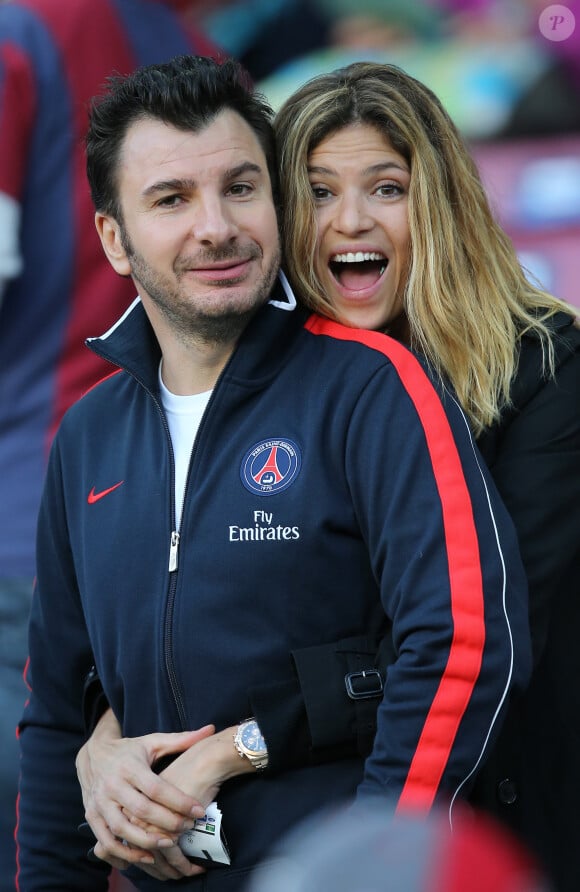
[304,314,486,810]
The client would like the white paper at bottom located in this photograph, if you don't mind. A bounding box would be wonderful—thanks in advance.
[178,801,231,865]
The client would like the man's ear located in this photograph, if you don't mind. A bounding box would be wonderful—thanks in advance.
[95,212,132,276]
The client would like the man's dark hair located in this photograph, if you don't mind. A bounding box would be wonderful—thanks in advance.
[86,54,278,220]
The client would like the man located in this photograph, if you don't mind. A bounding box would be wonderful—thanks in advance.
[0,3,218,886]
[17,55,531,891]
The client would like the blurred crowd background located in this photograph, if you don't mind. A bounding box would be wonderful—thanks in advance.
[198,0,580,310]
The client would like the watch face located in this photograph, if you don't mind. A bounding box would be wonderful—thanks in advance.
[240,720,266,754]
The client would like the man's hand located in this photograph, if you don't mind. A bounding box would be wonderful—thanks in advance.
[76,708,215,870]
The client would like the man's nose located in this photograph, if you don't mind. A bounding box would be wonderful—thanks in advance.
[190,195,238,245]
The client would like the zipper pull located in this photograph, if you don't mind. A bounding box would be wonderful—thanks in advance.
[169,530,180,572]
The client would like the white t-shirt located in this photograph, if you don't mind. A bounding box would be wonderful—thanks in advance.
[158,363,212,529]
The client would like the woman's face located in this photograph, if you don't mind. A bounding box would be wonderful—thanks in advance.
[307,123,411,332]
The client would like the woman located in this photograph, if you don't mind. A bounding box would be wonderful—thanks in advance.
[273,66,580,892]
[77,63,580,891]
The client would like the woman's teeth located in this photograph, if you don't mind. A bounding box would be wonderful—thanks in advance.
[332,251,385,263]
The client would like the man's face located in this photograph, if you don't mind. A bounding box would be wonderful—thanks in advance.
[99,110,281,343]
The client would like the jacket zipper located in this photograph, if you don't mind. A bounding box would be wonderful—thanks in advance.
[155,400,189,729]
[91,340,235,730]
[161,373,230,730]
[104,378,190,730]
[168,531,180,572]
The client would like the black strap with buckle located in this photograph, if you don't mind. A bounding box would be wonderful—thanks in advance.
[343,651,385,756]
[345,668,383,700]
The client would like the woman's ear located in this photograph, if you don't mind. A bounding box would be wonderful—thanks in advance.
[94,212,132,277]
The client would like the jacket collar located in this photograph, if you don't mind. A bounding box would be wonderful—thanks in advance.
[86,272,308,394]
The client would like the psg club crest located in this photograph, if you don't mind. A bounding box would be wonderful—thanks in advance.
[240,439,301,496]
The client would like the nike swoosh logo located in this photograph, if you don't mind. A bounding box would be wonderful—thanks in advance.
[87,481,124,504]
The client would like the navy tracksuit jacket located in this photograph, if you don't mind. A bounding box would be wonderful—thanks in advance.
[17,276,531,890]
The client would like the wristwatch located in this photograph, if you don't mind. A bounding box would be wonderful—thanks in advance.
[234,718,268,771]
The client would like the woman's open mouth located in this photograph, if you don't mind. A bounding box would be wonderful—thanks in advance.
[329,251,388,292]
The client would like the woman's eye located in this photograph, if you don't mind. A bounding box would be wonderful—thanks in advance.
[376,183,404,197]
[311,185,331,200]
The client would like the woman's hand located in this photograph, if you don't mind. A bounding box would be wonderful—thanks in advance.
[76,707,214,870]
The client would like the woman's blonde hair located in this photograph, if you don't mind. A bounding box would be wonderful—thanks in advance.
[275,61,574,435]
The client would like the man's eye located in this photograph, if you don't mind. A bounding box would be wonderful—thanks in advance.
[157,194,182,208]
[229,183,253,196]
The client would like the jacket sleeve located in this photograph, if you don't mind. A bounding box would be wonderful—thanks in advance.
[344,342,531,811]
[254,327,580,780]
[17,437,110,892]
[251,351,533,803]
[479,336,580,664]
[254,339,531,808]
